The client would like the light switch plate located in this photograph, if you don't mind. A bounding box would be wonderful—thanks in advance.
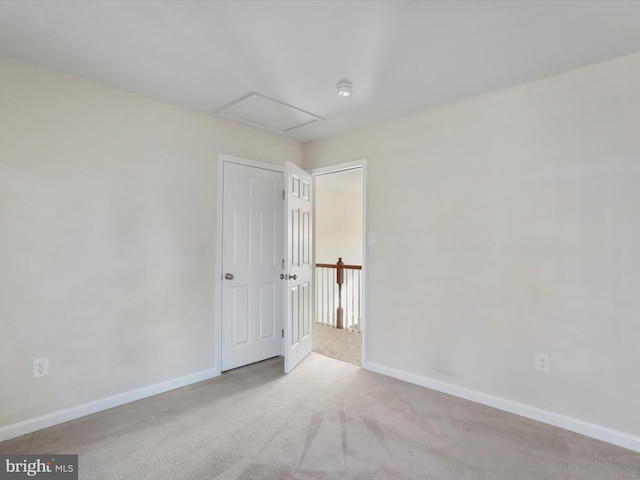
[368,232,377,246]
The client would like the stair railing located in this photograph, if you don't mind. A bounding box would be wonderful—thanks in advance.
[315,257,362,332]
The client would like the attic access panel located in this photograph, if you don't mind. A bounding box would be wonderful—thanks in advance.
[216,93,325,134]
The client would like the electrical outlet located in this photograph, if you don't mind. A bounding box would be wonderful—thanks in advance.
[33,357,49,378]
[536,353,549,373]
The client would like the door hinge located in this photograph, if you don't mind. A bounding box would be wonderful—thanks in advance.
[282,189,285,200]
[281,329,284,338]
[282,258,285,269]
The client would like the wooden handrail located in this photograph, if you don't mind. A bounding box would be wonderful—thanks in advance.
[315,263,362,270]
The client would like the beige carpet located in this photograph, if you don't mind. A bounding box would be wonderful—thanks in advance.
[1,353,639,479]
[313,323,361,366]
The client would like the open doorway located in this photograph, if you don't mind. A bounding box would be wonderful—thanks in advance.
[313,166,363,366]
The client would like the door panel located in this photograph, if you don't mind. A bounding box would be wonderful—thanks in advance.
[232,286,250,345]
[259,283,276,340]
[222,162,283,371]
[284,162,314,373]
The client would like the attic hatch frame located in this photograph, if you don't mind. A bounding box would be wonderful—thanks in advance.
[216,92,325,135]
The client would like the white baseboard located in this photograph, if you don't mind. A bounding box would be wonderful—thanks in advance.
[0,368,220,443]
[364,361,640,453]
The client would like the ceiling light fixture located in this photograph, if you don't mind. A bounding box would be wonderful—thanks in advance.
[336,79,352,97]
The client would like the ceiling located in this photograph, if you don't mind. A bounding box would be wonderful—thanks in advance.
[1,1,640,143]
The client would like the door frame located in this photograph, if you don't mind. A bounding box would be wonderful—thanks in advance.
[215,154,285,374]
[311,159,368,367]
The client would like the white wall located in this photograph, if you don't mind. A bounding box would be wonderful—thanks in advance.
[0,55,301,429]
[303,53,640,444]
[315,170,362,266]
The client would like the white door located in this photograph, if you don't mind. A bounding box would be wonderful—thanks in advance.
[221,162,283,371]
[284,162,314,373]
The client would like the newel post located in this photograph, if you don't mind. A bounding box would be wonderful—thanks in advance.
[336,258,344,329]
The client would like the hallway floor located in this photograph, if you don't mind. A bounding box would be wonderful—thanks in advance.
[313,323,361,366]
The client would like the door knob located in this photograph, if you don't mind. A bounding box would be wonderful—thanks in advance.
[290,274,297,280]
[224,273,234,280]
[280,274,285,280]
[280,274,297,280]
